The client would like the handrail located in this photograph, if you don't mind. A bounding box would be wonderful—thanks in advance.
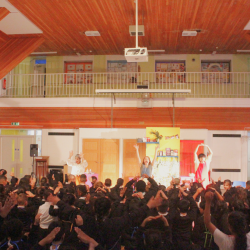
[1,71,249,98]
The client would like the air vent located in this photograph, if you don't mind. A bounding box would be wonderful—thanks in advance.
[85,31,100,36]
[129,25,145,36]
[48,132,75,136]
[182,30,197,36]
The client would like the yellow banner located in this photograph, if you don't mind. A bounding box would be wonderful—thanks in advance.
[20,140,23,162]
[12,139,15,161]
[20,168,23,174]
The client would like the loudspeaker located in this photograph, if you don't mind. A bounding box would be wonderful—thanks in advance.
[30,144,38,157]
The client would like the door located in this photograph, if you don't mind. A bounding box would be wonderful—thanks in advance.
[0,137,17,177]
[101,139,119,186]
[16,137,35,177]
[0,136,35,179]
[82,139,101,178]
[82,139,119,185]
[123,139,146,184]
[34,63,46,96]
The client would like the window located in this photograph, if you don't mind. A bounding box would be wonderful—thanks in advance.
[155,61,186,83]
[64,62,92,84]
[107,60,137,83]
[201,61,230,83]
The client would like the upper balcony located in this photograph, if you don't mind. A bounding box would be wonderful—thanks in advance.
[1,71,250,98]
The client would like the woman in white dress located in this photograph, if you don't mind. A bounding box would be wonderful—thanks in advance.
[67,151,88,185]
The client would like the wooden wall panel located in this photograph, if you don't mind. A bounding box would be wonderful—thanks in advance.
[8,0,250,55]
[0,36,44,79]
[0,107,249,130]
[0,7,10,21]
[123,139,146,184]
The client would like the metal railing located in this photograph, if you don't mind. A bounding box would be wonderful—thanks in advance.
[1,72,250,98]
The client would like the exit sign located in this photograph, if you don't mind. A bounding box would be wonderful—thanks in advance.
[11,122,19,126]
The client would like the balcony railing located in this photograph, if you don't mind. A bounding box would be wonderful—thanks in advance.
[1,72,250,98]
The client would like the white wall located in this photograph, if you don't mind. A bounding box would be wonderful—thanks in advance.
[207,130,248,182]
[78,128,249,181]
[42,129,79,166]
[0,97,250,108]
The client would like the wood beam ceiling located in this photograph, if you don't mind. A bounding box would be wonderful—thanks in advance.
[0,36,44,79]
[0,7,10,21]
[8,0,250,55]
[0,107,249,130]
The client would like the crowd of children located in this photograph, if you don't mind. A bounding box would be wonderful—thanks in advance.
[0,168,250,250]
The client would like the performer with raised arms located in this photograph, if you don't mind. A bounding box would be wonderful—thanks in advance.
[67,151,88,185]
[134,144,159,177]
[194,143,213,188]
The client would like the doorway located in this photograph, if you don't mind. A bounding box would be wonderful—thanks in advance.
[82,139,119,186]
[0,136,35,178]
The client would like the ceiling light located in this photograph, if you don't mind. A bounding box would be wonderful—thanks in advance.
[211,51,217,55]
[30,51,57,55]
[237,50,250,53]
[199,49,202,52]
[85,31,100,36]
[76,52,81,56]
[89,50,92,52]
[182,31,197,36]
[148,50,165,53]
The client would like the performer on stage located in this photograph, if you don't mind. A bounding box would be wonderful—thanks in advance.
[134,144,159,177]
[194,143,213,188]
[67,151,88,185]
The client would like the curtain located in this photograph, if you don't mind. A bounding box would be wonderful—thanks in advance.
[180,140,204,176]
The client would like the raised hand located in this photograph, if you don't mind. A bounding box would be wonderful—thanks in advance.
[39,227,60,246]
[0,196,16,218]
[205,191,214,202]
[74,227,98,248]
[141,216,160,227]
[69,150,73,158]
[142,174,149,179]
[80,152,84,159]
[75,215,83,226]
[120,187,127,197]
[133,144,139,150]
[147,191,163,209]
[26,191,35,198]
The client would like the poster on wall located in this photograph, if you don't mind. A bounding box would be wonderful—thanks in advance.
[146,127,180,187]
[107,60,137,84]
[155,61,185,84]
[201,61,230,83]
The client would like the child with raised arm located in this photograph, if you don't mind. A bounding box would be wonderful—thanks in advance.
[194,143,213,188]
[67,150,88,185]
[134,144,159,177]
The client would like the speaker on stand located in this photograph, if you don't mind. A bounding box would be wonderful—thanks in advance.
[30,144,38,175]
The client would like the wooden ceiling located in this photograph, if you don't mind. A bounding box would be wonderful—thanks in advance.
[6,0,250,55]
[0,107,249,130]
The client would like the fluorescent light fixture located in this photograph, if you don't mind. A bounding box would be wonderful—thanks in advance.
[85,31,100,36]
[30,51,57,55]
[148,50,165,53]
[237,50,250,53]
[182,30,197,36]
[244,20,250,30]
[95,89,191,94]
